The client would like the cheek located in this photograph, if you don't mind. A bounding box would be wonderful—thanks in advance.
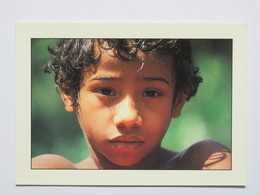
[78,112,108,153]
[144,97,173,118]
[77,103,113,139]
[143,101,173,136]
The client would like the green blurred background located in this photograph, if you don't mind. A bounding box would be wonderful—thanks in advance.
[31,39,232,163]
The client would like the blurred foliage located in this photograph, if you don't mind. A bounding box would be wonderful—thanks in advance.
[31,39,232,163]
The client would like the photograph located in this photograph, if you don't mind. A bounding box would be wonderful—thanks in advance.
[31,38,232,170]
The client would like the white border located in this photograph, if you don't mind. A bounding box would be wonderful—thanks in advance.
[16,23,247,186]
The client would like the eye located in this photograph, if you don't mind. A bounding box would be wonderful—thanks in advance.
[94,87,116,96]
[143,89,162,98]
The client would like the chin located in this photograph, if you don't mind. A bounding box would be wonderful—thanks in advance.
[111,157,141,168]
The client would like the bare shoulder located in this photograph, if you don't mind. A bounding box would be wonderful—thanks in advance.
[201,141,231,169]
[202,150,231,169]
[174,140,231,170]
[32,154,76,169]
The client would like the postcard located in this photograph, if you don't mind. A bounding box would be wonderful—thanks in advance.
[16,23,247,186]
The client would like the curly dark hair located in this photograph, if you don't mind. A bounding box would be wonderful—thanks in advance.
[44,39,202,106]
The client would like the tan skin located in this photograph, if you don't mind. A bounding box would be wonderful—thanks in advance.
[32,50,231,170]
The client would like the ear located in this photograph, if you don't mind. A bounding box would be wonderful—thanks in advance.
[172,93,187,118]
[60,90,76,113]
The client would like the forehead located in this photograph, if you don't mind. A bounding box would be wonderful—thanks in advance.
[91,49,175,77]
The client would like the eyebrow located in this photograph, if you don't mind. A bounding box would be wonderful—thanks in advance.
[88,76,170,85]
[88,76,123,82]
[142,77,170,85]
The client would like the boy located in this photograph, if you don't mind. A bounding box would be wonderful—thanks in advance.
[32,39,231,169]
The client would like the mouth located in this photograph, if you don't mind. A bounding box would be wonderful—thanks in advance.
[109,135,144,151]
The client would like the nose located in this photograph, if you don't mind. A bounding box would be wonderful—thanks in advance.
[113,96,143,128]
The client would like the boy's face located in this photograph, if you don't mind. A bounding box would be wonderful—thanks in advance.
[62,50,186,168]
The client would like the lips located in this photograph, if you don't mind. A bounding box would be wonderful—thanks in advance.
[110,135,144,142]
[109,135,144,151]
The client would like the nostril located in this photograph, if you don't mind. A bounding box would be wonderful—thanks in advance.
[114,112,143,128]
[113,96,143,128]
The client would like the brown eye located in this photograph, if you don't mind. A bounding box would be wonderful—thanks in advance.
[95,88,115,96]
[143,89,162,98]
